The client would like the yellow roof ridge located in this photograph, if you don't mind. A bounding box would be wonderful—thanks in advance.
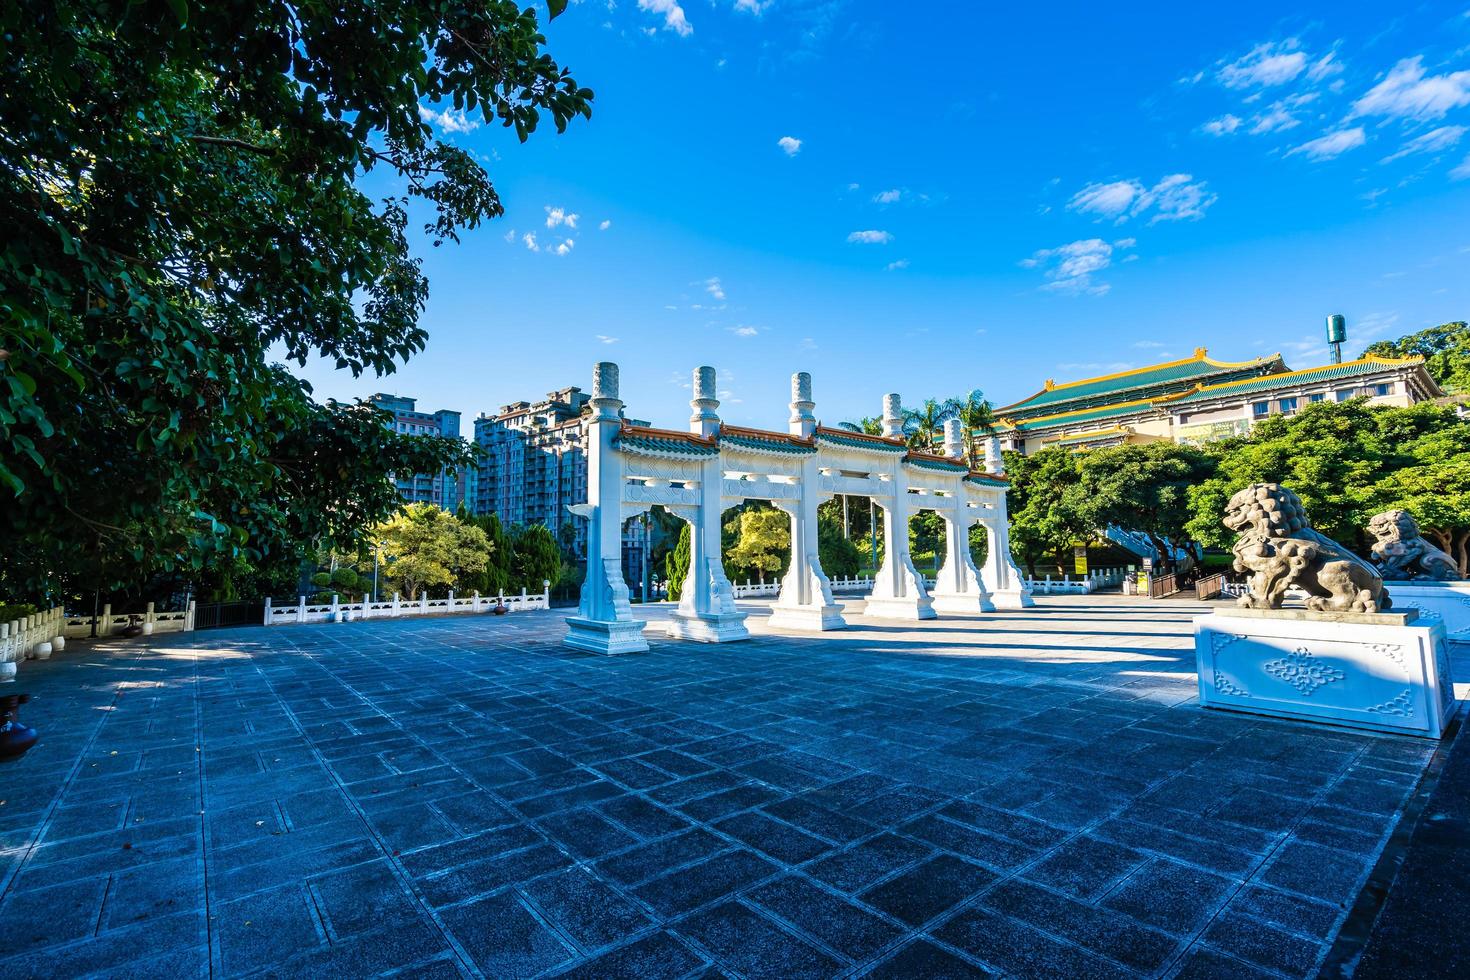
[999,388,1196,428]
[1184,353,1427,397]
[995,347,1283,412]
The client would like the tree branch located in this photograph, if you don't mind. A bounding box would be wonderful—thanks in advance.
[188,135,274,155]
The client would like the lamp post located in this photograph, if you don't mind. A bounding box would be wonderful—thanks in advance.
[372,540,385,602]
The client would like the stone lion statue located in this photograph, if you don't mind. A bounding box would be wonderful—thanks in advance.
[1368,509,1460,581]
[1224,483,1390,613]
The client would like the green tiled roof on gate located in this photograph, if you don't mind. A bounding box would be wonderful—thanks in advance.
[814,425,909,453]
[903,451,969,473]
[964,471,1010,487]
[1168,355,1429,404]
[718,425,817,455]
[614,424,719,457]
[997,348,1284,419]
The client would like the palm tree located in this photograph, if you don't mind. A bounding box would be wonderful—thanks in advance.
[903,398,955,451]
[947,389,997,469]
[837,417,884,436]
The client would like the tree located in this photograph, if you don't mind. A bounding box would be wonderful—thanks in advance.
[461,511,512,596]
[818,514,861,578]
[665,523,692,602]
[1187,400,1419,553]
[1078,442,1215,572]
[1184,400,1470,569]
[0,1,590,602]
[947,389,997,469]
[725,507,790,583]
[903,399,956,451]
[510,524,562,593]
[909,511,945,568]
[838,417,885,436]
[374,504,489,599]
[1002,448,1092,576]
[1363,321,1470,394]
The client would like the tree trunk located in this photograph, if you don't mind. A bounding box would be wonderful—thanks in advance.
[1456,529,1469,578]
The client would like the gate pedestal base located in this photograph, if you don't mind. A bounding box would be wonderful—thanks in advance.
[565,617,650,656]
[862,595,937,620]
[766,603,847,632]
[665,611,750,643]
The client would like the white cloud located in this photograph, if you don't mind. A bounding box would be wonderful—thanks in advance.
[553,238,575,257]
[638,0,692,36]
[1202,114,1242,136]
[1020,238,1135,296]
[595,335,619,345]
[1218,40,1309,89]
[1133,340,1167,349]
[545,206,579,229]
[704,277,726,300]
[1352,57,1470,122]
[777,135,802,156]
[1288,127,1367,161]
[1381,125,1467,163]
[1452,152,1470,180]
[1067,175,1216,224]
[522,232,539,252]
[1307,51,1344,84]
[730,325,759,337]
[734,0,772,13]
[886,259,910,271]
[418,104,479,134]
[503,228,517,243]
[1248,94,1317,135]
[846,182,861,191]
[599,219,612,231]
[873,188,902,204]
[847,229,893,244]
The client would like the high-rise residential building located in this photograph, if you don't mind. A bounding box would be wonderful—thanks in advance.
[474,386,649,588]
[369,393,475,510]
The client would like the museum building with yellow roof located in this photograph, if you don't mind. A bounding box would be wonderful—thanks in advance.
[994,347,1442,454]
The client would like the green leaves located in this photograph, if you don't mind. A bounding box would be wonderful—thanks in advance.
[547,0,569,19]
[0,0,589,601]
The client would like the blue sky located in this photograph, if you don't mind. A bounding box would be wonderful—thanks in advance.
[294,1,1470,432]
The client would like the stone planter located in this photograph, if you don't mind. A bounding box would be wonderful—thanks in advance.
[141,622,154,637]
[1386,580,1470,643]
[0,662,16,683]
[51,636,65,653]
[0,694,38,761]
[33,641,53,661]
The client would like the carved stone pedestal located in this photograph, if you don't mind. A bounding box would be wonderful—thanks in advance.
[1387,581,1470,643]
[1195,609,1455,739]
[565,617,650,656]
[664,611,750,643]
[767,602,847,632]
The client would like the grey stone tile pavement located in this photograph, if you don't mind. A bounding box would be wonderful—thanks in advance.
[0,594,1462,979]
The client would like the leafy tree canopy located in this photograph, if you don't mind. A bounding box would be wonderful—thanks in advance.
[1186,400,1470,569]
[1002,448,1093,577]
[0,0,589,601]
[1363,321,1470,394]
[509,524,562,593]
[1077,442,1215,571]
[725,507,790,583]
[373,503,489,599]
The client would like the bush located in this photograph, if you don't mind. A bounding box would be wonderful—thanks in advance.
[510,524,563,592]
[817,518,861,578]
[310,571,332,589]
[0,602,39,622]
[666,523,691,602]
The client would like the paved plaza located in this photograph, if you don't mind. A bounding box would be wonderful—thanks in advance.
[0,595,1463,979]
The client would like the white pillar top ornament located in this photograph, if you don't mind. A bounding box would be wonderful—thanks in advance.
[789,371,816,438]
[691,365,720,437]
[591,361,622,419]
[984,433,1003,474]
[943,419,964,460]
[882,393,904,439]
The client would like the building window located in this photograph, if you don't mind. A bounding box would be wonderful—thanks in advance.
[1278,397,1298,415]
[1252,401,1270,417]
[1335,389,1353,402]
[1309,393,1325,403]
[1372,383,1391,397]
[1177,414,1189,424]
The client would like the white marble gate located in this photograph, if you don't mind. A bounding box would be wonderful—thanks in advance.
[564,363,1032,655]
